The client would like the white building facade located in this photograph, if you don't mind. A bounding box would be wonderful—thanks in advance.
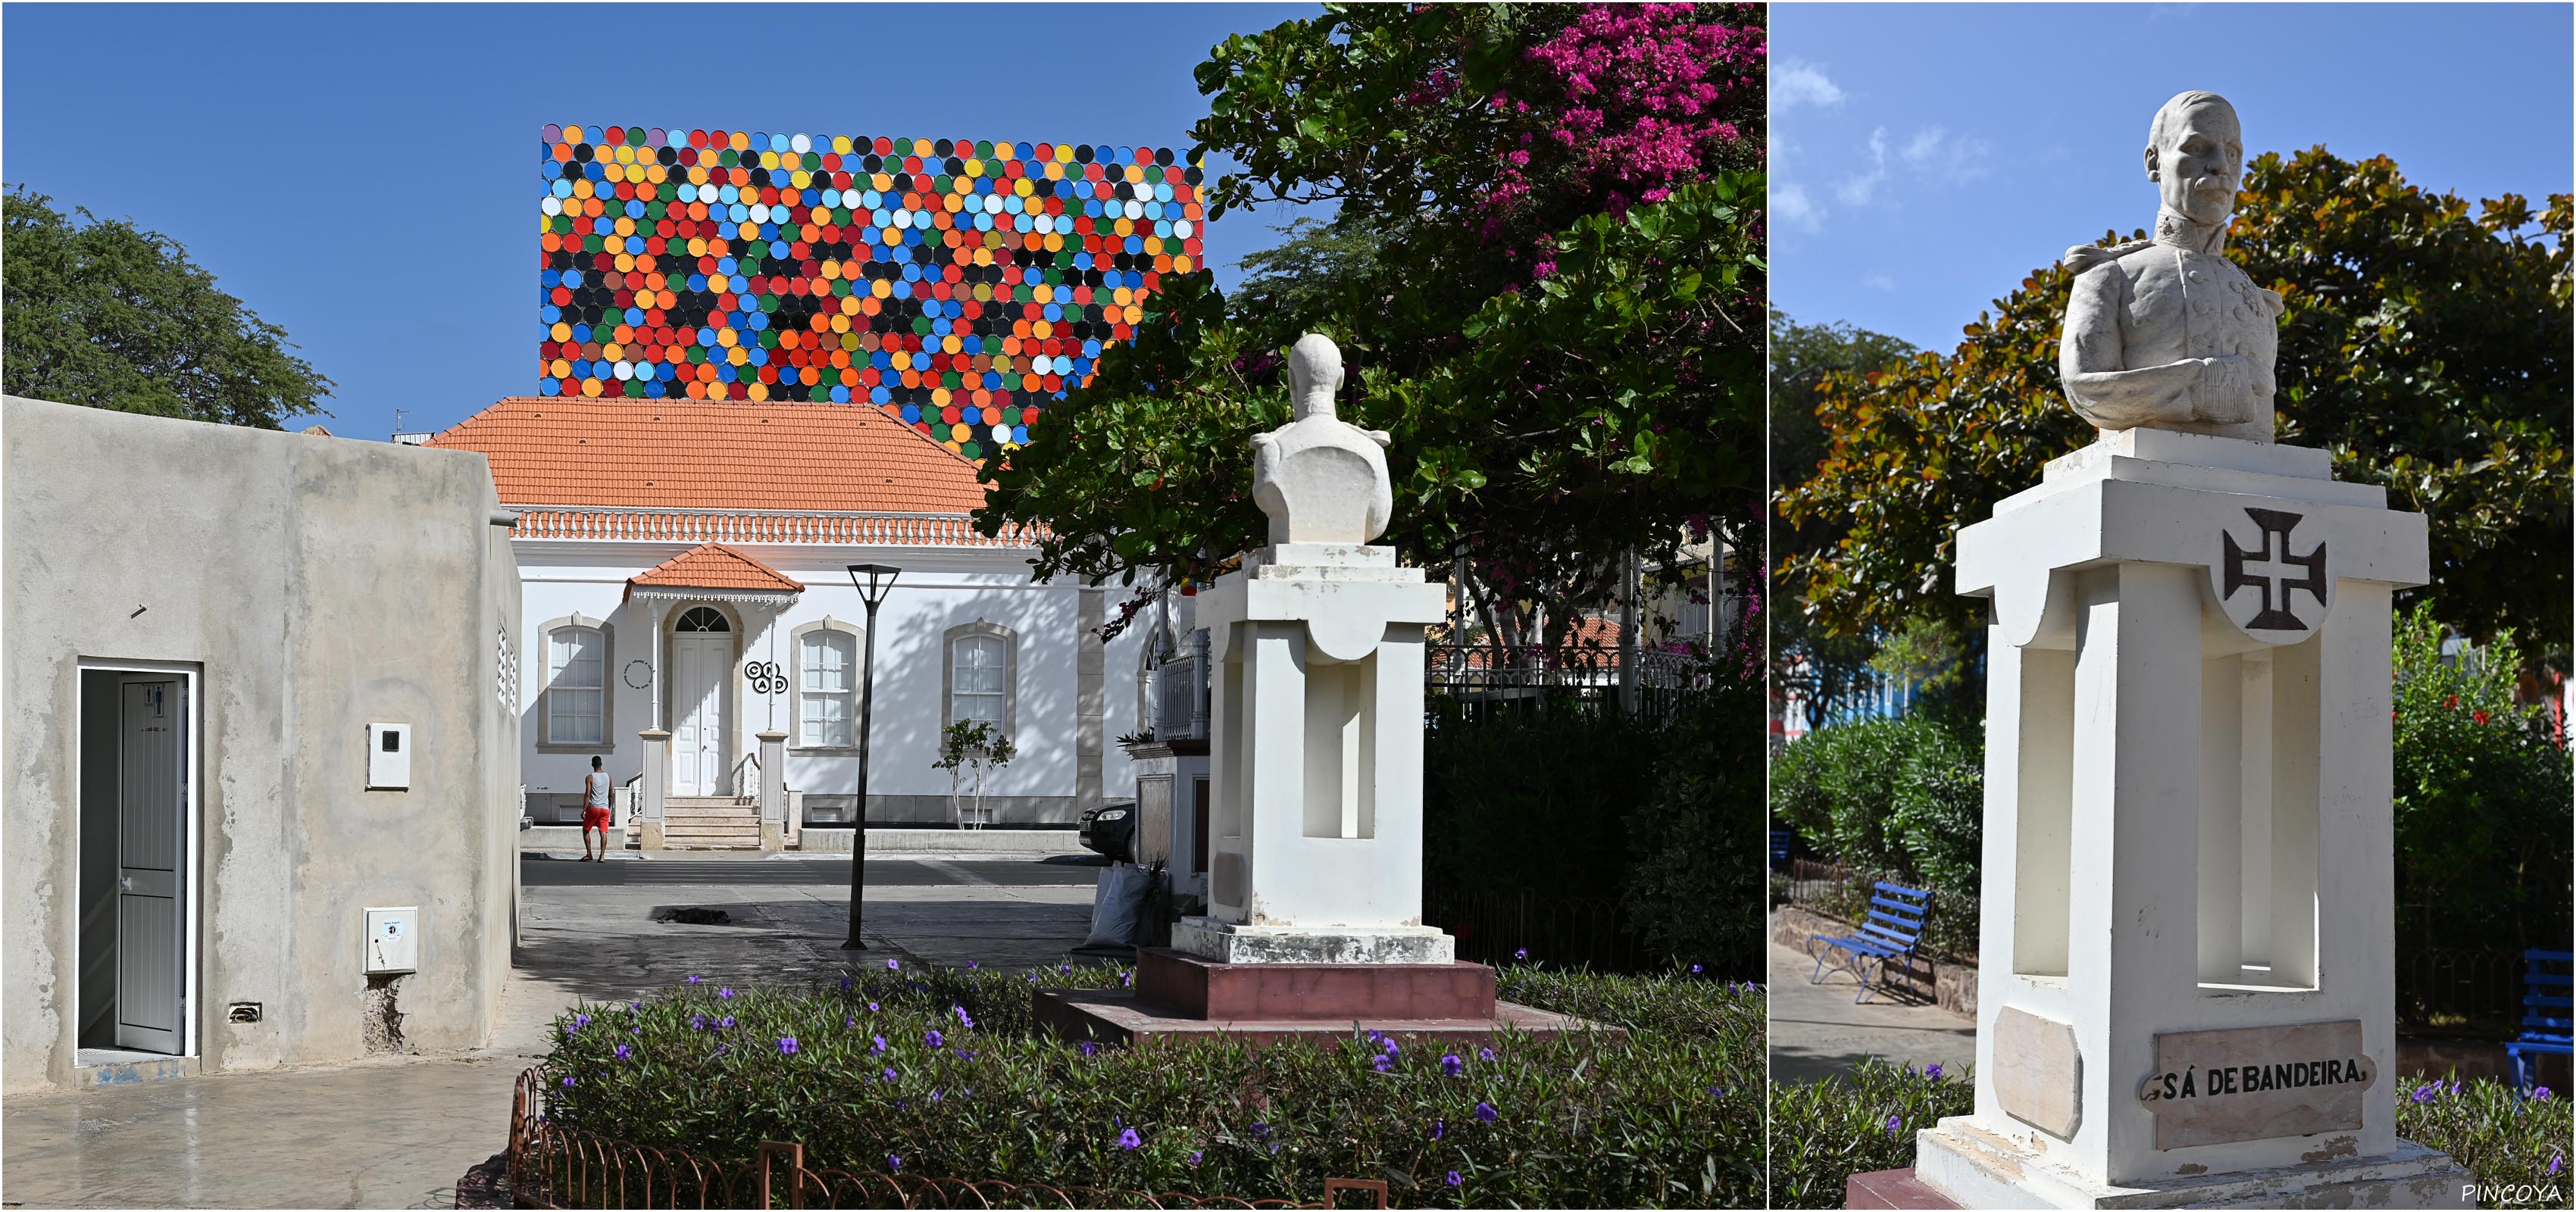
[432,396,1145,842]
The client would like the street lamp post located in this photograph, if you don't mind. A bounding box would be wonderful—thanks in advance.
[842,563,900,950]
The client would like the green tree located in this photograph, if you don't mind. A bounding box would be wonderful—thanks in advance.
[1778,149,2571,661]
[3,186,330,427]
[1766,308,1922,725]
[977,5,1768,651]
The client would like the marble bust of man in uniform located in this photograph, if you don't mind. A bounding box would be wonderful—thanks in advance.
[2059,90,2285,443]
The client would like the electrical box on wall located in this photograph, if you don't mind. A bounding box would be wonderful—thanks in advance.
[363,907,418,974]
[367,723,411,789]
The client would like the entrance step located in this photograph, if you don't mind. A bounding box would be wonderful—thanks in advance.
[658,797,762,850]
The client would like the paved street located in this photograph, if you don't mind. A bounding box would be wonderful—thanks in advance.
[2,852,1112,1209]
[1766,939,1976,1085]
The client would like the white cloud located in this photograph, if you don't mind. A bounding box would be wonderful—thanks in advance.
[1834,128,1890,207]
[1862,273,1898,292]
[1774,58,1846,109]
[1773,182,1824,234]
[1897,125,1995,186]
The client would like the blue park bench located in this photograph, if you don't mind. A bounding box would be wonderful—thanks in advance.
[1805,881,1933,1004]
[2508,948,2571,1097]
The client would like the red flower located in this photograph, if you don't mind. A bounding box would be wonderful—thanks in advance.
[2445,695,2460,709]
[2475,711,2490,725]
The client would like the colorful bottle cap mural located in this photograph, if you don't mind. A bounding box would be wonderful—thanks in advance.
[539,124,1205,461]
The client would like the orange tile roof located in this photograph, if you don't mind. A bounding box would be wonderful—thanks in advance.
[628,543,805,594]
[427,396,986,514]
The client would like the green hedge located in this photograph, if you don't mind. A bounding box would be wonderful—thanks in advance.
[1770,1063,2571,1210]
[538,963,1762,1208]
[1768,712,1983,901]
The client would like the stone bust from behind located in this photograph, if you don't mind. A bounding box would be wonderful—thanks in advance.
[1250,334,1394,546]
[2059,90,2286,443]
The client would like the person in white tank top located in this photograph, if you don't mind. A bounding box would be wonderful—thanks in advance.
[581,754,614,861]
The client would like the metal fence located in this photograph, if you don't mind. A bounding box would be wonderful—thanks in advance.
[1424,644,1703,726]
[2396,948,2534,1039]
[1774,858,1977,962]
[508,1070,1388,1210]
[1422,886,1651,973]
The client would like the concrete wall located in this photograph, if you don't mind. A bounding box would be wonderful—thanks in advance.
[2,396,520,1093]
[511,543,1142,825]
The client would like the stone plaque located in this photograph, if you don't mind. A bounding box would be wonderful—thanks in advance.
[2137,1020,2375,1150]
[1993,1006,2084,1139]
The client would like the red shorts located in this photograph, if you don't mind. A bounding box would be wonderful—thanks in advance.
[583,807,612,830]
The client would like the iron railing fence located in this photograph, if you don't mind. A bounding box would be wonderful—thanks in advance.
[508,1069,1387,1210]
[2396,948,2540,1039]
[1421,886,1653,974]
[1424,644,1705,726]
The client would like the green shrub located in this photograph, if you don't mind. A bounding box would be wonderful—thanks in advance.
[1624,669,1767,976]
[537,964,1760,1209]
[2393,603,2574,952]
[2397,1076,2573,1207]
[1767,1058,1973,1208]
[1769,714,1981,895]
[1768,1066,2567,1209]
[1424,701,1659,898]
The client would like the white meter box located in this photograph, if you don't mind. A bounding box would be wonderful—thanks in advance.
[364,906,418,974]
[367,723,411,789]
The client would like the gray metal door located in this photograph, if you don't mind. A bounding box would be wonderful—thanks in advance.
[116,677,186,1054]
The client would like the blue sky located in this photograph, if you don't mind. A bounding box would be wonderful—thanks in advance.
[1769,3,2574,351]
[2,3,1324,438]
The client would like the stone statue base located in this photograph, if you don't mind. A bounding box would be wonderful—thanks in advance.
[1172,915,1455,964]
[1911,1119,2472,1209]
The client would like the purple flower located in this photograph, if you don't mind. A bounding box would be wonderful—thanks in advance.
[614,1044,633,1060]
[872,1035,888,1054]
[1080,1041,1099,1057]
[686,975,702,984]
[845,1016,855,1029]
[1478,1047,1496,1062]
[925,1029,945,1048]
[1430,1120,1446,1141]
[930,1089,943,1102]
[777,1037,799,1056]
[868,1001,880,1012]
[887,1154,902,1173]
[2549,1154,2564,1176]
[966,960,978,968]
[1446,1171,1462,1187]
[1441,1053,1465,1076]
[1884,1114,1902,1134]
[2411,1084,2438,1104]
[1249,1122,1269,1141]
[1513,948,1529,961]
[1709,1086,1724,1098]
[1187,1151,1202,1167]
[717,987,734,1000]
[1120,970,1133,987]
[561,1076,577,1089]
[691,1014,708,1030]
[1924,1064,1944,1079]
[718,1016,736,1029]
[1117,1128,1143,1150]
[714,1043,728,1056]
[1372,1054,1394,1073]
[887,958,900,971]
[882,1067,897,1082]
[2538,1086,2556,1101]
[839,975,852,992]
[574,1013,592,1029]
[1475,1102,1498,1123]
[957,1048,976,1060]
[1690,964,1704,975]
[954,1005,975,1028]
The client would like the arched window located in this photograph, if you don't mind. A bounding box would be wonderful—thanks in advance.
[676,606,730,633]
[943,622,1018,735]
[545,623,608,746]
[799,628,857,748]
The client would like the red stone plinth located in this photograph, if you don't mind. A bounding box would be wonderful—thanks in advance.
[1033,987,1618,1050]
[1845,1167,1964,1210]
[1134,947,1497,1020]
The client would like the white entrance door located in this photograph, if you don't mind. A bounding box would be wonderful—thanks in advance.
[117,676,186,1054]
[671,608,733,796]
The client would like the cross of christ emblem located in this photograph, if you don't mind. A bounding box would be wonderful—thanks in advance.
[2221,508,2327,633]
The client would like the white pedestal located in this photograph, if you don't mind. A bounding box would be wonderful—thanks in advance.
[1934,430,2459,1201]
[1189,543,1449,961]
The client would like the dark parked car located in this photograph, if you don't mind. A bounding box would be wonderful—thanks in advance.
[1078,798,1136,862]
